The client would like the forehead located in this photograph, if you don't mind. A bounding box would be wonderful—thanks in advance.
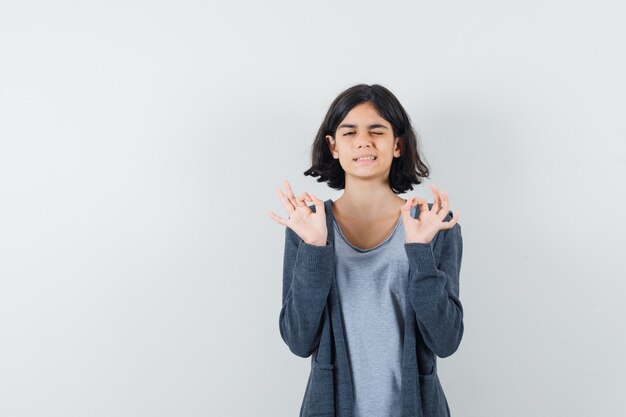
[338,102,390,128]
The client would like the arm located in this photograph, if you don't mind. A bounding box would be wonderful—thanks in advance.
[278,226,333,358]
[403,218,464,358]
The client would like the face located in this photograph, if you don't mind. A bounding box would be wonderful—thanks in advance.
[326,102,402,181]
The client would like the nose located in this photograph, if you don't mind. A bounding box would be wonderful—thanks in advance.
[355,131,373,148]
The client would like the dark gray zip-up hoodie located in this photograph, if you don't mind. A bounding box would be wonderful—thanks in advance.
[279,199,464,417]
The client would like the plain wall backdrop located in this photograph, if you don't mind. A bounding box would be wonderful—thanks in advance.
[1,0,625,416]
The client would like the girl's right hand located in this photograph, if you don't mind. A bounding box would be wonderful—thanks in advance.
[266,179,328,246]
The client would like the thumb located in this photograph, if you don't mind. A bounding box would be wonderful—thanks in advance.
[310,193,325,213]
[400,198,414,223]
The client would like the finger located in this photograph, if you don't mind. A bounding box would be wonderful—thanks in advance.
[310,193,325,212]
[443,211,460,229]
[266,210,288,227]
[415,197,428,208]
[400,197,414,223]
[275,187,296,215]
[433,185,446,216]
[283,179,298,206]
[415,197,429,219]
[400,197,412,212]
[430,184,441,213]
[297,192,312,207]
[438,190,450,219]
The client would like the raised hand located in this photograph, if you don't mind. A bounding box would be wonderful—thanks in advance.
[266,179,328,246]
[401,183,460,244]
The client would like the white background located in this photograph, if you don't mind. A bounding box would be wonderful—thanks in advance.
[1,1,625,416]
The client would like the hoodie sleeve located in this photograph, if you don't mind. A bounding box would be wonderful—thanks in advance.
[279,225,334,358]
[403,215,464,358]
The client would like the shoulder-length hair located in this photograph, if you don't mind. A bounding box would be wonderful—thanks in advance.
[303,83,430,194]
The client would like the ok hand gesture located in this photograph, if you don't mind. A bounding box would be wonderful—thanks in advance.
[401,183,460,244]
[266,180,328,246]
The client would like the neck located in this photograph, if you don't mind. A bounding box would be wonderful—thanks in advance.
[333,175,405,221]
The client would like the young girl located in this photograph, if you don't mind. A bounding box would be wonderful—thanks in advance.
[266,84,463,417]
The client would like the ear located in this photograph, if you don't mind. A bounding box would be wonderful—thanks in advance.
[393,137,402,157]
[326,135,338,159]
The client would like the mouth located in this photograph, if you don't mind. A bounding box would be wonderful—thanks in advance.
[353,156,377,162]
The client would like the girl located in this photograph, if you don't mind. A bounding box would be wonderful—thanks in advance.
[266,84,463,417]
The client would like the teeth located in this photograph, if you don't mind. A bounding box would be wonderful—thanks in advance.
[355,156,376,161]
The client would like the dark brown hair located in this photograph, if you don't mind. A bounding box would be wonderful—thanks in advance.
[303,83,430,193]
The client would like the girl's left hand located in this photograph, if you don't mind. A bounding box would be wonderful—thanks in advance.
[401,183,460,244]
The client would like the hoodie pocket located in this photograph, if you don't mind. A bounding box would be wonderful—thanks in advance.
[305,359,335,417]
[419,375,447,417]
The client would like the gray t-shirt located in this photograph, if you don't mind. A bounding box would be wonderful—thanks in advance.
[330,205,416,417]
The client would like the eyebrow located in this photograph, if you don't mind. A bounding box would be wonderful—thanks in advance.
[337,123,389,130]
